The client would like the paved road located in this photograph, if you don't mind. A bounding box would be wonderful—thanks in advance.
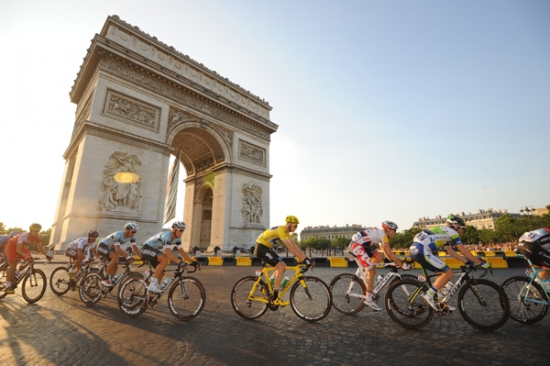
[1,264,549,366]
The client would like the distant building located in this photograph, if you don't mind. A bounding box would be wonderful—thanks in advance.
[412,208,521,231]
[300,224,370,242]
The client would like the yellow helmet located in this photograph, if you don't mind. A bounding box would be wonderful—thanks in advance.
[285,215,300,224]
[29,223,42,232]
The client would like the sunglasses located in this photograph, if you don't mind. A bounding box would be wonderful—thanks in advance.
[176,229,185,232]
[31,230,40,233]
[129,230,137,234]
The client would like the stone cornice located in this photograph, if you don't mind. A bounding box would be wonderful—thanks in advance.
[184,163,272,183]
[71,15,278,135]
[63,122,170,160]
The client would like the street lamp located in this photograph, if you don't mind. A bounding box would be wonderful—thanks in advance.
[519,206,535,229]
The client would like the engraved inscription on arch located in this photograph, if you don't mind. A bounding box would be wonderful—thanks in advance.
[103,89,161,132]
[239,140,265,167]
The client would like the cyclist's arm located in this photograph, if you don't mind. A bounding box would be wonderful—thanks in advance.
[281,237,307,262]
[16,243,29,258]
[455,243,482,265]
[114,243,129,258]
[444,245,472,264]
[175,245,195,263]
[163,245,183,264]
[381,244,404,268]
[131,243,142,259]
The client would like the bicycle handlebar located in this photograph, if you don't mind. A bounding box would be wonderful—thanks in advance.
[460,264,490,278]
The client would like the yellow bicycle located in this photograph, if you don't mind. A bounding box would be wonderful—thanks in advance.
[230,263,332,322]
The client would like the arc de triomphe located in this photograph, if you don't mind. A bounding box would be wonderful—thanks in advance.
[50,15,277,252]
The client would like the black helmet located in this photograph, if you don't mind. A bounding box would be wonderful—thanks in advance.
[446,214,466,228]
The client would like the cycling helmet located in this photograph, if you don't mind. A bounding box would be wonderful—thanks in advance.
[29,223,42,232]
[88,230,99,238]
[381,221,398,231]
[9,230,19,238]
[125,222,139,231]
[285,215,300,224]
[172,221,186,230]
[446,214,466,228]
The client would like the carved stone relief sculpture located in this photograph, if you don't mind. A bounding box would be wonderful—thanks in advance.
[241,183,263,224]
[97,151,142,212]
[103,89,160,132]
[239,140,266,167]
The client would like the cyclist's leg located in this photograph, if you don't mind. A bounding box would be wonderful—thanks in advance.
[350,243,376,291]
[520,241,550,281]
[256,244,285,294]
[4,244,21,291]
[140,245,162,291]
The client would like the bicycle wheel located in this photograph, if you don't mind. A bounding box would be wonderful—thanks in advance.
[79,273,103,305]
[329,274,366,315]
[290,276,332,322]
[167,277,206,321]
[22,269,47,304]
[231,276,269,320]
[50,266,71,295]
[458,279,510,331]
[0,267,7,299]
[501,276,548,324]
[118,278,148,317]
[384,278,433,330]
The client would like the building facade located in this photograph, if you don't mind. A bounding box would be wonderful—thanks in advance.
[412,208,521,230]
[300,224,370,242]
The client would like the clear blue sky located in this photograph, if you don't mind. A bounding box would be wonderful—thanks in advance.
[1,0,549,232]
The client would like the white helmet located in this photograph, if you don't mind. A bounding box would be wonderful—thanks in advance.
[172,221,186,230]
[125,222,139,231]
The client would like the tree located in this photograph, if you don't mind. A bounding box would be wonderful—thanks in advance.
[332,236,349,256]
[462,225,480,245]
[390,227,422,249]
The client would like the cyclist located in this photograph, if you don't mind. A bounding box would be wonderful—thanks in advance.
[136,221,199,293]
[409,214,491,310]
[3,224,51,294]
[349,221,410,311]
[516,227,550,286]
[255,215,313,306]
[64,230,100,280]
[95,222,138,287]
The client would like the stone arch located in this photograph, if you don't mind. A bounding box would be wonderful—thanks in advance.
[49,15,277,252]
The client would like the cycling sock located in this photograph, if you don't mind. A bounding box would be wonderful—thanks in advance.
[426,287,437,297]
[272,290,279,300]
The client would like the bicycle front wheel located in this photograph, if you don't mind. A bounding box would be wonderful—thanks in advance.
[50,266,71,295]
[79,273,103,305]
[118,278,148,317]
[384,279,433,330]
[22,269,47,304]
[329,274,366,315]
[0,266,8,300]
[290,276,332,322]
[501,276,548,324]
[231,276,268,320]
[167,277,206,321]
[458,279,510,331]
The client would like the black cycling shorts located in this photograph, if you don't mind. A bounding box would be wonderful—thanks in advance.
[140,244,162,268]
[255,244,282,267]
[517,241,550,268]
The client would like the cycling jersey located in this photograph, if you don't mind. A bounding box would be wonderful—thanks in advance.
[142,230,180,250]
[65,237,90,258]
[517,228,550,268]
[97,230,136,248]
[0,235,9,251]
[348,229,388,269]
[5,232,41,262]
[409,226,462,273]
[256,226,290,249]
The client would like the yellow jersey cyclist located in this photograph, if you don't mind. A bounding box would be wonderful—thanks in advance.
[409,214,491,310]
[135,221,199,293]
[255,215,313,306]
[349,221,410,311]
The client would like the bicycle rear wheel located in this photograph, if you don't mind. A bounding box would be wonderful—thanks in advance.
[50,266,71,295]
[501,276,548,324]
[231,276,268,320]
[118,278,148,317]
[290,276,332,322]
[22,269,47,304]
[0,266,7,299]
[329,274,366,315]
[458,279,509,331]
[384,278,433,330]
[79,273,103,305]
[167,277,206,321]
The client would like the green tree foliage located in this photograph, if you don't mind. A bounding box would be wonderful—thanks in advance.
[390,227,422,249]
[332,236,350,256]
[461,225,480,245]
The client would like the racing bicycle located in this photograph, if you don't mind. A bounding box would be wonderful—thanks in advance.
[231,262,332,322]
[501,254,549,324]
[49,259,98,295]
[385,263,510,331]
[329,258,416,314]
[118,262,206,321]
[0,257,47,304]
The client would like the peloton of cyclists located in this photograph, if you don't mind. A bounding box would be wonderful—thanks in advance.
[94,223,138,287]
[516,227,550,287]
[255,215,313,307]
[3,223,51,294]
[409,214,491,310]
[64,230,100,280]
[134,221,199,293]
[349,221,411,311]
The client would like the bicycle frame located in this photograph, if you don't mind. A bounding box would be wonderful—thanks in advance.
[519,256,550,305]
[254,265,308,306]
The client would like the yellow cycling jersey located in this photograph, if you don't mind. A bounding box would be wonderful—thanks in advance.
[256,225,290,249]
